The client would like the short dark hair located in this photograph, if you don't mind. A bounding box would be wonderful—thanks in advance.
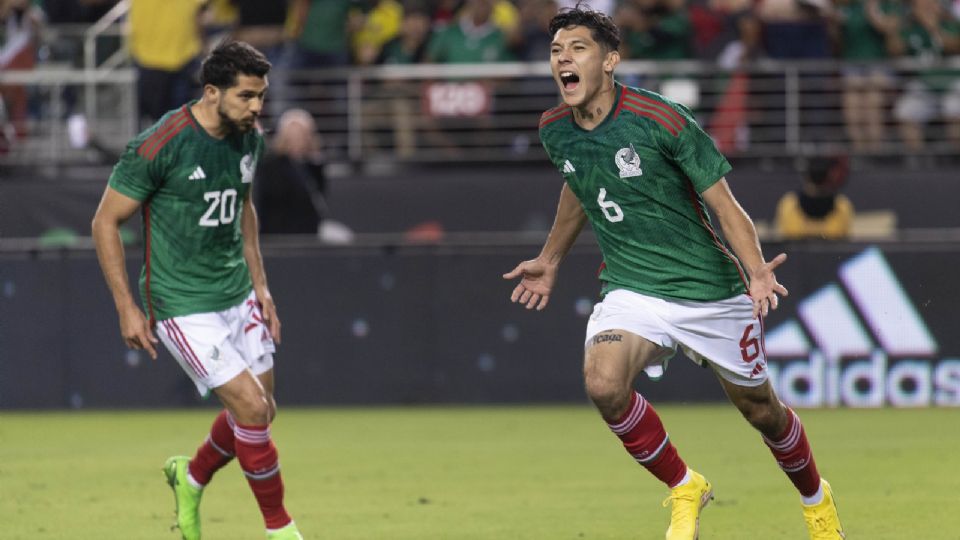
[548,2,620,52]
[806,156,848,188]
[200,41,271,89]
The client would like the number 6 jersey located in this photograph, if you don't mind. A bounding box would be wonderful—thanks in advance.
[108,103,265,322]
[538,83,747,302]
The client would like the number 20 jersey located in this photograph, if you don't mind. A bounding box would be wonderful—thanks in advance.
[108,103,264,322]
[538,83,747,302]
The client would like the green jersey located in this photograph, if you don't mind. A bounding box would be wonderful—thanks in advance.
[837,0,900,60]
[538,83,747,301]
[108,103,264,322]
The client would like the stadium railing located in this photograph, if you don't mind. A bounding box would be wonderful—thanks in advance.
[2,53,959,166]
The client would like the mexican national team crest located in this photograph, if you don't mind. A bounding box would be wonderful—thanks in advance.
[240,154,256,184]
[615,144,643,179]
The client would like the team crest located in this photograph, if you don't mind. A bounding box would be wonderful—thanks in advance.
[240,154,256,184]
[615,144,643,179]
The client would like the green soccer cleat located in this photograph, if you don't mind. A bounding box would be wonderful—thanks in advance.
[163,455,203,540]
[266,521,304,540]
[662,468,713,540]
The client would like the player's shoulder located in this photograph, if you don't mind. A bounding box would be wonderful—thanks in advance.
[618,85,691,137]
[133,104,198,161]
[538,102,572,136]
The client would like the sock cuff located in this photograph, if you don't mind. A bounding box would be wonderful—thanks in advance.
[763,409,801,451]
[608,392,647,435]
[234,423,271,445]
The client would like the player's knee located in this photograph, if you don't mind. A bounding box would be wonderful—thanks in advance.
[740,400,782,434]
[584,375,630,418]
[231,395,273,425]
[266,395,277,423]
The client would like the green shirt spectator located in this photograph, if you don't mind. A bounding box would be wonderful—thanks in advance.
[836,0,902,60]
[290,0,366,65]
[426,0,513,63]
[895,12,960,91]
[617,0,693,60]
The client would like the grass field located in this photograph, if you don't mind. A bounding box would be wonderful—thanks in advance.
[1,405,957,539]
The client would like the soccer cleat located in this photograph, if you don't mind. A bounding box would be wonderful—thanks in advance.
[266,521,304,539]
[662,468,713,540]
[802,479,846,539]
[163,455,203,540]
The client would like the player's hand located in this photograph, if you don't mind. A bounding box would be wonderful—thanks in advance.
[503,258,558,311]
[749,252,789,319]
[256,289,282,344]
[118,304,158,360]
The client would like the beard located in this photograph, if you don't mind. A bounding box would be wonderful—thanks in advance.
[217,102,256,135]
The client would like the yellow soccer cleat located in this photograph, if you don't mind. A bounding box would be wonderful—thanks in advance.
[803,479,846,539]
[662,468,713,540]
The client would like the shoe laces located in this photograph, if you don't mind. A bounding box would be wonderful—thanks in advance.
[804,514,846,539]
[662,491,698,528]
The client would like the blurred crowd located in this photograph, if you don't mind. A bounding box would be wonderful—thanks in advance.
[3,0,960,154]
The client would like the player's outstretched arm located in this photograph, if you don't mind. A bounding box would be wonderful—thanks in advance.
[92,187,158,359]
[503,183,587,311]
[702,178,788,318]
[241,192,281,343]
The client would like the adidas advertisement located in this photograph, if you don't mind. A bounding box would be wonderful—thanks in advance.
[764,246,960,408]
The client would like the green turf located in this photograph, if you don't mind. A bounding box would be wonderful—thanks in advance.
[1,405,954,539]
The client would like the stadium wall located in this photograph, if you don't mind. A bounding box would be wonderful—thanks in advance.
[2,163,960,239]
[1,242,957,409]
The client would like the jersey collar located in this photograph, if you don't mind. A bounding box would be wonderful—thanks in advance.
[570,82,625,135]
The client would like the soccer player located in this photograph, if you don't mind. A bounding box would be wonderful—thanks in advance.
[92,42,303,540]
[503,6,845,540]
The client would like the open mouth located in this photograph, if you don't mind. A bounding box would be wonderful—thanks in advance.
[559,72,580,92]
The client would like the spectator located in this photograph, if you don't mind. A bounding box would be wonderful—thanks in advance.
[380,5,432,65]
[127,0,205,123]
[490,0,522,47]
[556,0,616,15]
[834,0,902,152]
[512,0,559,62]
[230,0,290,64]
[280,0,366,124]
[689,0,758,67]
[0,0,42,139]
[756,0,832,59]
[888,0,960,152]
[426,0,513,63]
[369,5,433,156]
[688,0,758,153]
[775,156,855,240]
[203,0,238,43]
[41,0,116,25]
[254,109,331,236]
[616,0,694,61]
[353,0,403,66]
[428,0,461,28]
[287,0,366,68]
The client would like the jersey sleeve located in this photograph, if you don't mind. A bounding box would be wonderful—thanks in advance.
[107,138,167,201]
[665,104,732,194]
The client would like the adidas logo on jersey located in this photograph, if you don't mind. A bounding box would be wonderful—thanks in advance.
[188,166,207,180]
[562,160,576,174]
[764,247,959,408]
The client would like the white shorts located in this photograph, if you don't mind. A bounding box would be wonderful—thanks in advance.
[157,290,276,396]
[585,289,768,387]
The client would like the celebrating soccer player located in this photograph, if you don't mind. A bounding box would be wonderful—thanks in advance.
[92,42,303,540]
[503,5,845,539]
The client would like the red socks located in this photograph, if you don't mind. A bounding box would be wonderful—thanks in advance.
[234,423,292,530]
[188,410,236,486]
[763,408,821,497]
[607,392,687,487]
